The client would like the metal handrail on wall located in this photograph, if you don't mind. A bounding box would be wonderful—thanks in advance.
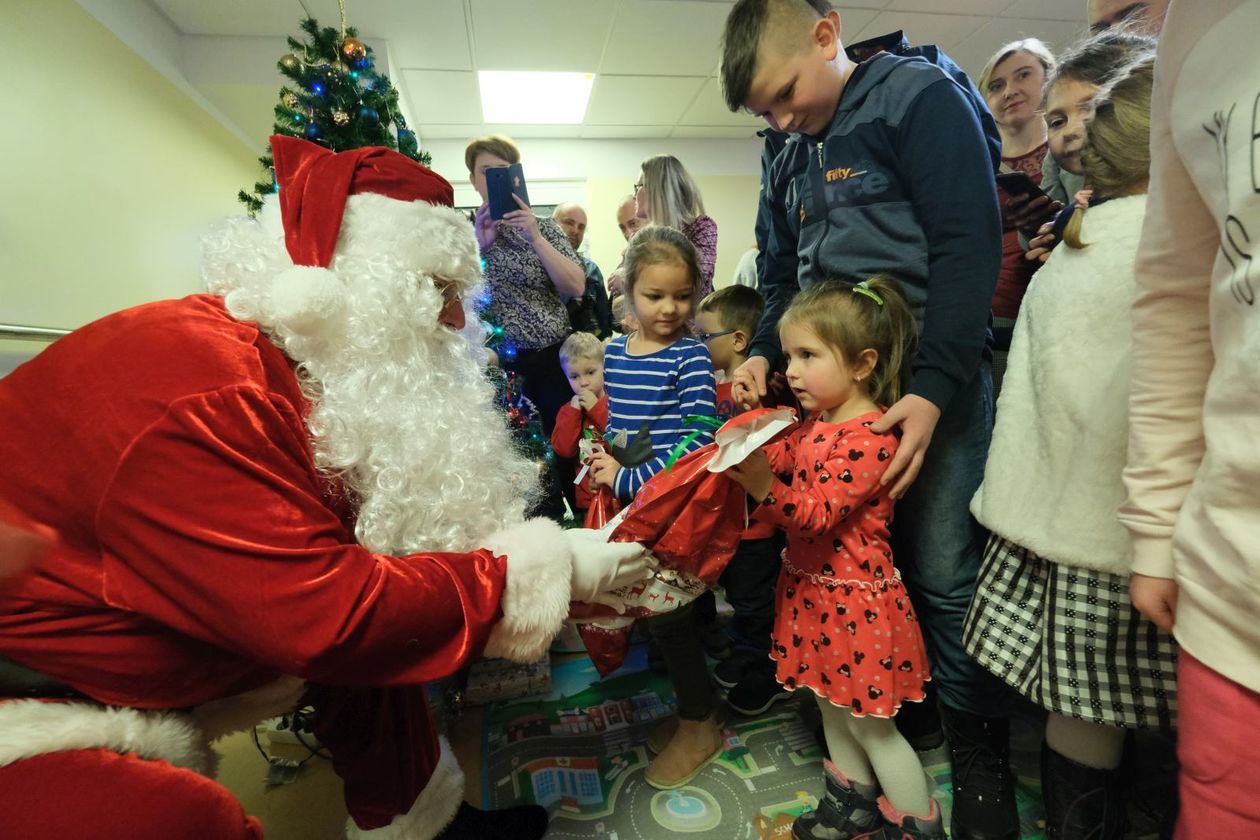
[0,325,70,342]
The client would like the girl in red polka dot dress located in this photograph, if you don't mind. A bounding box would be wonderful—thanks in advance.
[729,277,941,839]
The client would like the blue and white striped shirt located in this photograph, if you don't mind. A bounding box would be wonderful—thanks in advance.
[603,335,717,500]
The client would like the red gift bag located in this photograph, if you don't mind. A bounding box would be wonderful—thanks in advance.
[569,408,798,676]
[608,444,745,585]
[583,486,620,530]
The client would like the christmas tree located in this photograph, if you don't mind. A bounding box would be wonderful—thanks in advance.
[238,17,429,215]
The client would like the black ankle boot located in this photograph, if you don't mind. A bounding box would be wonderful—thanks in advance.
[1041,744,1127,840]
[792,759,883,839]
[941,706,1019,840]
[436,802,549,839]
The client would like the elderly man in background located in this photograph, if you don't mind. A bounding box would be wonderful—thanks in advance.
[553,202,611,338]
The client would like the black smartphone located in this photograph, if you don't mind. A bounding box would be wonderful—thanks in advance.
[995,171,1048,201]
[486,163,530,220]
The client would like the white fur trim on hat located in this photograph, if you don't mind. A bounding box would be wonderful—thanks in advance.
[269,264,347,334]
[481,518,574,662]
[0,699,215,776]
[345,736,464,840]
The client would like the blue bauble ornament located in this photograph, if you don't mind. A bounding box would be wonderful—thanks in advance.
[358,106,379,122]
[304,122,321,139]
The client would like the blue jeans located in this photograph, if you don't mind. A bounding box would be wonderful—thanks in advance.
[890,362,1006,717]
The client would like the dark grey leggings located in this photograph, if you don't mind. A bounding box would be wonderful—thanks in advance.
[647,601,715,721]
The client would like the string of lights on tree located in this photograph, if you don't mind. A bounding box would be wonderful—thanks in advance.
[237,15,428,214]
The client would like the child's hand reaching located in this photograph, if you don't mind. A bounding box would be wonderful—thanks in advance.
[587,450,621,489]
[726,448,773,503]
[577,390,600,411]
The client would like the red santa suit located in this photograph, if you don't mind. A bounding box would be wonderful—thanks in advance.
[0,139,588,839]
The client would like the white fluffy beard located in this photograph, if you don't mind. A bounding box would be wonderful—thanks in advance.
[203,194,541,554]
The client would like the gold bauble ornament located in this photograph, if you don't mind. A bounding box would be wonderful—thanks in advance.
[282,93,299,109]
[333,110,350,126]
[340,37,367,62]
[278,53,300,72]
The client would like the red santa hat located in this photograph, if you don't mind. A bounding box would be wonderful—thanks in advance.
[265,135,459,332]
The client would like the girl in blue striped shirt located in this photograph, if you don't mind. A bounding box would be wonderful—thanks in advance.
[587,226,717,500]
[586,225,723,790]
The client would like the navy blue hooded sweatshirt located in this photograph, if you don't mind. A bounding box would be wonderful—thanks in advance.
[753,52,1002,411]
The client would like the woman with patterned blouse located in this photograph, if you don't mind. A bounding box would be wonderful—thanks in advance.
[466,135,586,435]
[634,155,719,298]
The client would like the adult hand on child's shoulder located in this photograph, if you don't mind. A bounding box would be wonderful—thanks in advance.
[732,356,770,410]
[1130,573,1178,633]
[869,394,942,500]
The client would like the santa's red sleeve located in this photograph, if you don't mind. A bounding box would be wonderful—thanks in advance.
[96,384,573,685]
[551,401,584,458]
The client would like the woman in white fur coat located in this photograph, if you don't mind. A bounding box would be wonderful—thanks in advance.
[961,57,1176,840]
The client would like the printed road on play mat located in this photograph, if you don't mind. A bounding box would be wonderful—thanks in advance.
[480,644,1059,839]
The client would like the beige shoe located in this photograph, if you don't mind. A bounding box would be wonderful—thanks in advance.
[646,716,678,755]
[644,714,723,790]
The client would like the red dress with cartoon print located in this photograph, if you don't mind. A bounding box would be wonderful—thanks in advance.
[753,412,931,717]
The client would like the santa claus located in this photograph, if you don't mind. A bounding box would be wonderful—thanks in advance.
[0,136,651,839]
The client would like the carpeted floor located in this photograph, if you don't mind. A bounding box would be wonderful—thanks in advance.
[477,642,1177,839]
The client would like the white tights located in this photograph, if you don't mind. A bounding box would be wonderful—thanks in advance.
[816,693,932,817]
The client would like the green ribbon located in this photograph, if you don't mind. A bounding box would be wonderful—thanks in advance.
[664,414,725,471]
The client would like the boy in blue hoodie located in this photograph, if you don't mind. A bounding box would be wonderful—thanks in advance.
[720,3,1013,840]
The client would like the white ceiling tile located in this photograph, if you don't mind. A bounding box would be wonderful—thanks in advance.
[403,70,483,124]
[301,0,474,71]
[418,124,486,140]
[885,0,1013,15]
[585,75,707,124]
[471,0,617,71]
[1001,0,1086,21]
[600,1,731,76]
[485,124,588,138]
[848,11,988,49]
[151,0,309,36]
[671,126,763,139]
[581,125,676,139]
[678,78,763,126]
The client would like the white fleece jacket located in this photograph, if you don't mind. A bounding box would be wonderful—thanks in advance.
[973,195,1146,576]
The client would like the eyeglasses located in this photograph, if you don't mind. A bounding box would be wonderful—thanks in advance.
[695,328,736,343]
[633,180,644,193]
[434,279,463,305]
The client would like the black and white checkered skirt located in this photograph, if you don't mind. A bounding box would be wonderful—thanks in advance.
[963,536,1178,730]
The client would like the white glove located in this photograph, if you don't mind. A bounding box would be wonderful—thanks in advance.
[565,528,656,613]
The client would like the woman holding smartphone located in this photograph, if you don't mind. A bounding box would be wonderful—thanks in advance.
[465,135,585,437]
[977,38,1057,394]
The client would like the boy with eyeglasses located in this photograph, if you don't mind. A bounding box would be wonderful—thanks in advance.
[693,286,790,716]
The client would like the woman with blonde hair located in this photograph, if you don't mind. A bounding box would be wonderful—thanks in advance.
[977,37,1057,392]
[964,57,1174,840]
[633,155,718,297]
